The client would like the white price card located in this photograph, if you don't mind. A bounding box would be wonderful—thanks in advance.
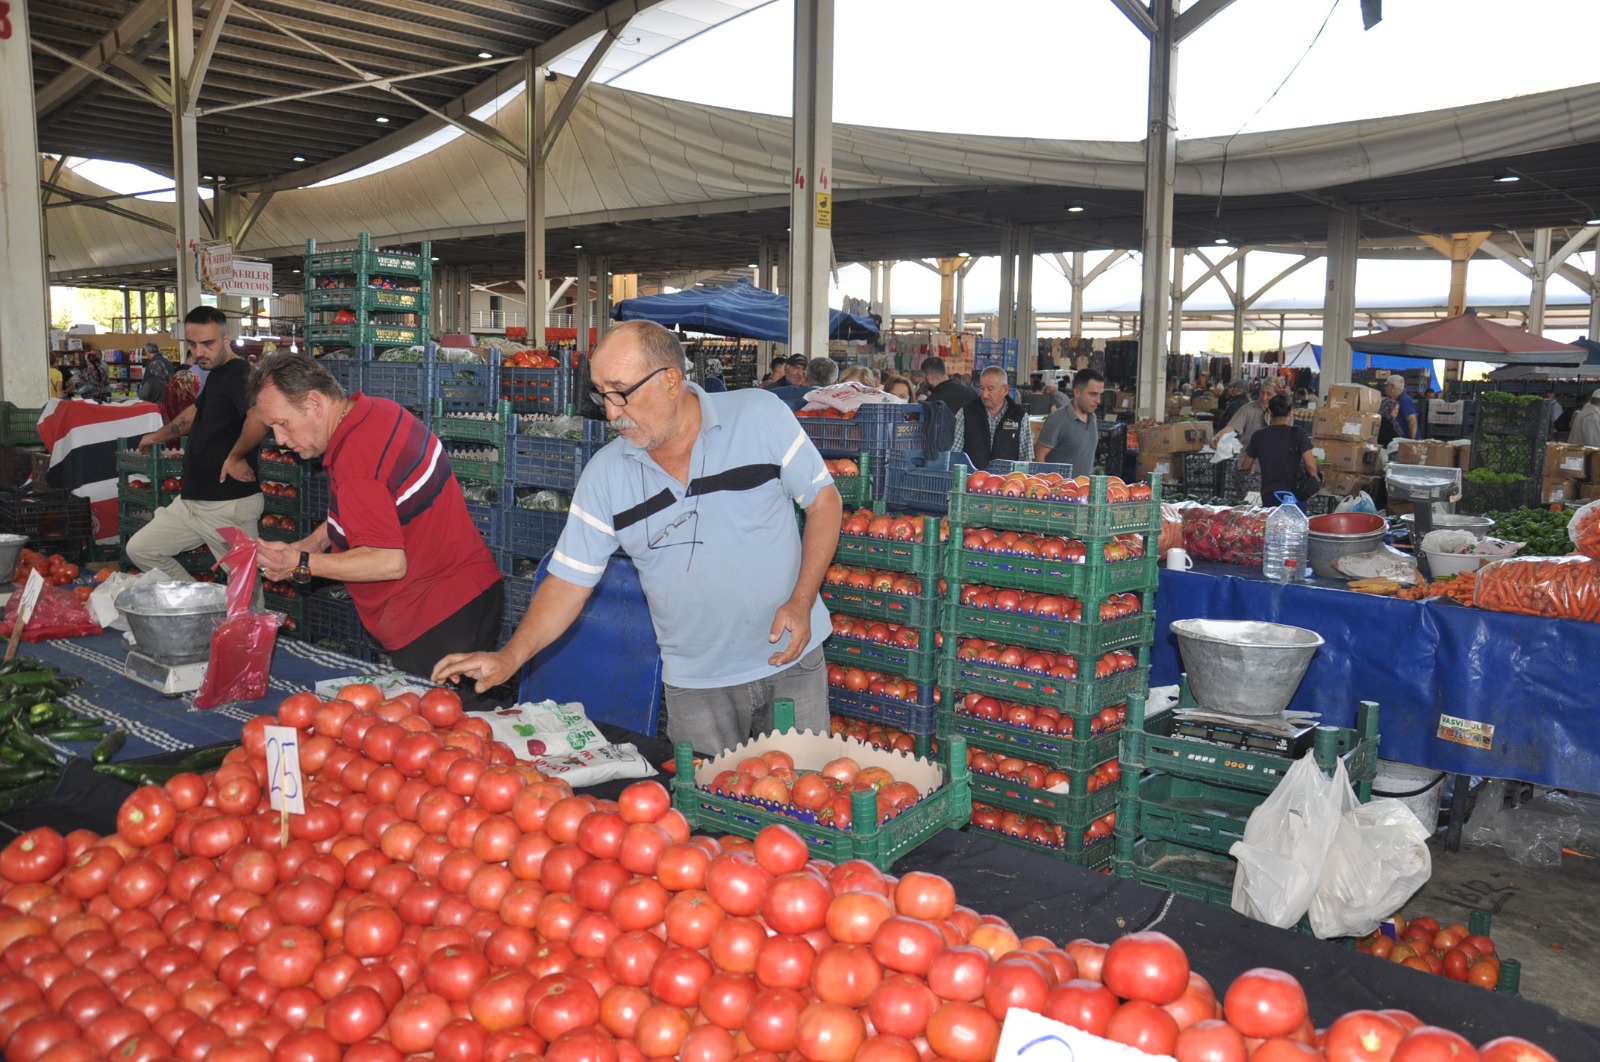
[264,725,305,815]
[996,1008,1175,1062]
[16,569,45,625]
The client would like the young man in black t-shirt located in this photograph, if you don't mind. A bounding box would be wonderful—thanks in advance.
[126,307,268,585]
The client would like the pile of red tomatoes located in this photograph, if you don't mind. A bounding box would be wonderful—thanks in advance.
[828,717,921,756]
[0,683,1559,1062]
[953,693,1126,738]
[840,511,950,544]
[962,472,1152,505]
[825,567,937,599]
[830,617,926,651]
[956,585,1139,622]
[963,750,1120,798]
[954,640,1139,681]
[826,667,929,706]
[1355,914,1506,991]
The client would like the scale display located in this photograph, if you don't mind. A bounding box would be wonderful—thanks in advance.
[1169,718,1318,757]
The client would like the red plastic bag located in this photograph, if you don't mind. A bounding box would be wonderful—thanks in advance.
[0,584,103,642]
[193,529,282,709]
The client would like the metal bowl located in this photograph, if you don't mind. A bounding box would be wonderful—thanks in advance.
[116,582,228,664]
[0,534,26,584]
[1171,618,1324,717]
[1308,512,1388,581]
[1399,512,1494,539]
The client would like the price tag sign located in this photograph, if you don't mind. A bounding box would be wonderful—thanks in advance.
[996,1008,1174,1062]
[264,725,305,815]
[16,569,44,625]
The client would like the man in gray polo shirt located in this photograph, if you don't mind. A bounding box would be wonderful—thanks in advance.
[1036,368,1105,476]
[434,321,842,755]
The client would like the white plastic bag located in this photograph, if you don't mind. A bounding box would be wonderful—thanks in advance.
[1212,435,1243,462]
[1306,798,1432,938]
[524,743,658,787]
[481,700,608,759]
[90,570,167,631]
[800,380,903,414]
[1230,756,1352,928]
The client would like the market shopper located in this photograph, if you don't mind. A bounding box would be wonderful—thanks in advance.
[1214,380,1279,451]
[1381,375,1419,442]
[884,376,915,401]
[126,307,267,586]
[1569,390,1600,447]
[950,366,1033,468]
[433,320,842,755]
[71,350,111,402]
[138,342,173,404]
[1240,392,1319,506]
[761,355,788,388]
[161,354,202,423]
[247,354,508,709]
[1218,383,1249,430]
[1036,368,1106,475]
[769,355,835,409]
[920,356,977,414]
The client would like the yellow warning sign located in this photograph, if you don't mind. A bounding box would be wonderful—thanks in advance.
[815,192,832,229]
[1437,713,1494,750]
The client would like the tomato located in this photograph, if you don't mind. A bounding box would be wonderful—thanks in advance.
[1101,931,1190,1005]
[1104,998,1180,1055]
[525,974,602,1043]
[1251,1039,1324,1061]
[752,825,810,876]
[604,930,665,988]
[864,973,939,1040]
[1173,1018,1247,1062]
[871,915,944,976]
[983,955,1052,1019]
[117,788,177,848]
[1477,1037,1560,1062]
[761,871,832,935]
[1042,978,1120,1036]
[925,1001,1000,1062]
[745,988,808,1053]
[1324,1009,1407,1061]
[1,830,67,884]
[709,916,766,975]
[792,1001,867,1062]
[649,946,714,1008]
[1221,967,1306,1039]
[618,780,671,824]
[702,850,771,918]
[417,687,463,728]
[894,872,956,922]
[656,844,711,892]
[343,904,402,959]
[1392,1027,1482,1061]
[810,942,883,1008]
[256,926,322,989]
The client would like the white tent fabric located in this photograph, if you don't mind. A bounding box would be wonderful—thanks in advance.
[42,77,1600,277]
[1280,342,1320,371]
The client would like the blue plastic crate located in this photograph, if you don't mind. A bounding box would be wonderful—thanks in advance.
[430,360,499,414]
[502,573,536,629]
[500,350,584,415]
[302,470,330,526]
[509,419,609,492]
[505,506,568,560]
[319,356,362,395]
[974,338,1019,377]
[363,358,432,412]
[798,402,949,460]
[827,686,938,737]
[298,589,374,661]
[886,450,972,514]
[463,501,504,549]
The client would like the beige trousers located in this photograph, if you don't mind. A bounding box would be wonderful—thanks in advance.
[125,495,265,592]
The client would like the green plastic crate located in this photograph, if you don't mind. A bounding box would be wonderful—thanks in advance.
[257,452,305,486]
[943,602,1153,657]
[432,399,513,446]
[305,285,430,314]
[1130,772,1262,856]
[0,404,43,447]
[669,737,970,872]
[965,764,1120,825]
[948,468,1161,538]
[937,706,1164,773]
[114,437,184,479]
[264,590,305,630]
[834,516,945,575]
[258,522,301,545]
[305,233,432,280]
[965,819,1117,866]
[1116,837,1237,908]
[448,455,504,487]
[176,546,220,577]
[822,579,941,629]
[118,506,155,538]
[947,544,1158,599]
[824,636,939,685]
[117,474,174,513]
[307,322,426,348]
[833,452,875,509]
[262,490,300,517]
[941,649,1149,716]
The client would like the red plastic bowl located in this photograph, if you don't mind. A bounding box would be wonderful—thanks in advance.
[1308,512,1386,535]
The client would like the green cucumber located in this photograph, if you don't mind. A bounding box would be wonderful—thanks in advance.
[5,727,60,767]
[0,780,55,814]
[93,762,186,785]
[179,743,237,772]
[91,730,128,764]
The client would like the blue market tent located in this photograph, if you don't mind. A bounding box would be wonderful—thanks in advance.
[613,281,880,343]
[1295,342,1441,392]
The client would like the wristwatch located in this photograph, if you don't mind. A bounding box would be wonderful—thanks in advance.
[291,551,313,585]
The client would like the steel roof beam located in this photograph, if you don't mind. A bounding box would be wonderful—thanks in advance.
[197,56,515,116]
[34,0,167,116]
[30,39,169,111]
[1174,0,1237,42]
[541,19,629,163]
[185,0,235,109]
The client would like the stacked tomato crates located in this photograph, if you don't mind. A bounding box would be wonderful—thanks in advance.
[1114,682,1381,911]
[937,464,1162,869]
[304,234,432,393]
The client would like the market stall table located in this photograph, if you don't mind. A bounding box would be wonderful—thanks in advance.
[1149,562,1600,790]
[37,398,163,543]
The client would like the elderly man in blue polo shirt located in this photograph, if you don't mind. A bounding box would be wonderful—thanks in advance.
[434,320,842,754]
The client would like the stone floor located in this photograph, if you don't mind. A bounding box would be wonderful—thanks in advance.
[1403,798,1600,1030]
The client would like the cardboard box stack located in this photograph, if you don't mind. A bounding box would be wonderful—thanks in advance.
[1544,443,1598,504]
[1135,420,1213,486]
[1312,385,1383,496]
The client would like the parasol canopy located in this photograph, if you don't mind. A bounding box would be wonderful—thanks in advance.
[614,280,880,343]
[1348,313,1584,366]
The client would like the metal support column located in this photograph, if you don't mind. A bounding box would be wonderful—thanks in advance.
[1070,252,1085,337]
[788,0,834,359]
[214,185,242,319]
[756,240,775,368]
[1169,248,1185,359]
[595,256,612,340]
[1591,248,1600,340]
[1528,228,1552,333]
[1419,231,1491,390]
[955,267,968,332]
[996,229,1016,341]
[1016,226,1035,376]
[1231,252,1246,365]
[1135,0,1179,418]
[574,254,591,349]
[0,9,51,404]
[170,0,203,321]
[524,51,548,347]
[936,258,961,334]
[1319,205,1359,395]
[880,261,893,331]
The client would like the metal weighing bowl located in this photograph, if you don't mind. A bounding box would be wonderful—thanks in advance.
[0,535,26,584]
[1308,512,1388,581]
[116,582,228,665]
[1171,618,1325,717]
[1399,512,1494,539]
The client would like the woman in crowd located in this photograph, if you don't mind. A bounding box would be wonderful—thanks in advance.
[72,350,110,402]
[161,354,201,422]
[884,376,915,402]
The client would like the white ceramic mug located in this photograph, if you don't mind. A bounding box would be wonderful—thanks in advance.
[1165,547,1195,571]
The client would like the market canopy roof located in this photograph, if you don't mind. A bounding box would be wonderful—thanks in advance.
[39,75,1600,287]
[614,281,880,342]
[1347,313,1586,365]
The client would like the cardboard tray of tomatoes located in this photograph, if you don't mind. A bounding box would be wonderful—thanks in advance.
[671,724,971,871]
[821,578,942,629]
[948,469,1162,538]
[940,648,1149,716]
[945,541,1158,599]
[826,684,938,738]
[824,633,940,685]
[833,516,945,576]
[1128,770,1263,856]
[943,600,1153,657]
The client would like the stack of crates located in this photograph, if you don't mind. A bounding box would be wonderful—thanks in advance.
[798,403,946,505]
[299,587,374,661]
[884,451,968,514]
[0,403,43,448]
[936,465,1162,869]
[115,436,182,552]
[254,447,303,545]
[304,234,432,353]
[430,399,509,558]
[2,489,94,565]
[974,337,1020,377]
[821,514,945,756]
[1114,684,1379,909]
[1461,394,1546,513]
[500,349,584,416]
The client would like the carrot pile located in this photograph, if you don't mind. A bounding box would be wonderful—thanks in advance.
[1474,556,1600,623]
[1397,571,1477,604]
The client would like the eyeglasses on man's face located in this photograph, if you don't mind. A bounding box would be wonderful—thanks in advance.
[591,366,670,408]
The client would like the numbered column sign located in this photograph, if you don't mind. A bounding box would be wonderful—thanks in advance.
[996,1008,1175,1062]
[264,725,306,815]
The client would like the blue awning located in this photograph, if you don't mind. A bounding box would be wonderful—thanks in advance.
[613,281,879,343]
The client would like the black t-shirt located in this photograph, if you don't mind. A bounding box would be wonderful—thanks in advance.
[1244,424,1312,504]
[927,379,978,414]
[182,357,260,502]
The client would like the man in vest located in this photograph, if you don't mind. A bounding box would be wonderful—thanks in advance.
[951,366,1034,468]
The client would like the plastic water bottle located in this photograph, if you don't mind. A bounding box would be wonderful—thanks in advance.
[1263,492,1309,583]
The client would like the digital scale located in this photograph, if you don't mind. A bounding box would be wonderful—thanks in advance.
[1171,717,1319,757]
[1386,463,1463,577]
[124,641,209,698]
